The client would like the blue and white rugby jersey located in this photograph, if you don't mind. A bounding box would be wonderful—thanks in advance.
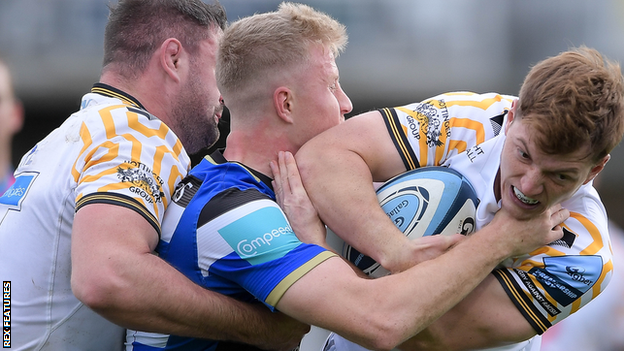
[328,92,613,351]
[126,151,336,351]
[0,83,190,350]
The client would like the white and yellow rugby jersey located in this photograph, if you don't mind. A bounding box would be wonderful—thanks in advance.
[0,83,190,350]
[380,91,514,169]
[380,91,613,350]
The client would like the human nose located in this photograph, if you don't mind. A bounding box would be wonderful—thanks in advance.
[338,86,353,119]
[520,166,544,196]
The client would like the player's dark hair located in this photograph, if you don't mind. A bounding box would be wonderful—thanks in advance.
[103,0,226,78]
[518,46,624,162]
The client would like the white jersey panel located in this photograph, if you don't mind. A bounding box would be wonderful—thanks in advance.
[0,85,189,350]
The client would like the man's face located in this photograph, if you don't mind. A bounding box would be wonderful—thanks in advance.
[172,28,223,155]
[289,44,352,149]
[498,113,606,220]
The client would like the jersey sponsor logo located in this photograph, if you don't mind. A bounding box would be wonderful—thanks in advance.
[466,145,485,163]
[81,98,96,109]
[171,176,201,207]
[116,161,164,204]
[219,206,300,265]
[0,173,38,209]
[407,100,449,148]
[529,255,602,307]
[515,268,561,316]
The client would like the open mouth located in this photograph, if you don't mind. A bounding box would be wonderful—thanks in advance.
[513,186,539,205]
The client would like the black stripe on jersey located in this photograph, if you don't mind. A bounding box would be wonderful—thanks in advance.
[493,268,553,334]
[127,107,155,121]
[489,110,507,136]
[76,192,160,236]
[379,107,419,170]
[197,188,273,228]
[91,83,146,110]
[207,151,274,190]
[549,227,576,249]
[171,175,203,208]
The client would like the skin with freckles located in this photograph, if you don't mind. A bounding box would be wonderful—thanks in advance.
[496,105,608,221]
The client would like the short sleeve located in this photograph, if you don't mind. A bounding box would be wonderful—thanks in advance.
[74,105,189,234]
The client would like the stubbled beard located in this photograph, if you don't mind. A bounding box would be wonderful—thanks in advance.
[171,78,221,154]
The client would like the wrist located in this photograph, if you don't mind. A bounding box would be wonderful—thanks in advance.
[467,225,515,263]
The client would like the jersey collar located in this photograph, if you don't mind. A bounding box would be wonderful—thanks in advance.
[207,150,274,190]
[91,83,146,110]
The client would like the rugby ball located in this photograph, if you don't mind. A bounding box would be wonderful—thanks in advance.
[343,166,479,277]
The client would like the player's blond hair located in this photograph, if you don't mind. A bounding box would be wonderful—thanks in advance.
[517,46,624,162]
[216,2,347,101]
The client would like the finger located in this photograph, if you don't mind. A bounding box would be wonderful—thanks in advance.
[270,160,283,195]
[446,233,465,248]
[278,151,292,195]
[551,207,570,226]
[284,151,303,194]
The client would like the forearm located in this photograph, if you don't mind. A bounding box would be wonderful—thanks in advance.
[278,209,560,351]
[283,229,511,350]
[71,204,307,350]
[296,144,413,272]
[379,227,514,342]
[389,207,568,350]
[398,275,536,351]
[97,253,285,341]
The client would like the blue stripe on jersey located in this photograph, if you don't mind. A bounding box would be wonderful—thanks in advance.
[158,151,331,307]
[129,337,217,351]
[132,152,335,350]
[207,242,327,307]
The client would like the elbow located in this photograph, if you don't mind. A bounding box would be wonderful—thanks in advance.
[361,331,406,351]
[355,316,412,351]
[372,323,410,351]
[71,267,122,312]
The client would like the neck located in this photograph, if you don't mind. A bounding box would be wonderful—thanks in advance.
[99,71,171,126]
[223,128,293,177]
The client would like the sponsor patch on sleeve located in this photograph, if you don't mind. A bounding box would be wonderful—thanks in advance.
[529,255,602,306]
[219,206,301,266]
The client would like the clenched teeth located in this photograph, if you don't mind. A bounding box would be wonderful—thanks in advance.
[513,186,539,205]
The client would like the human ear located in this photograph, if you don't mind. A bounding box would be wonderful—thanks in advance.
[274,87,294,124]
[504,100,518,134]
[160,38,183,83]
[583,154,610,185]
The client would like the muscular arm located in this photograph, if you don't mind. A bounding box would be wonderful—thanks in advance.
[276,206,564,351]
[399,275,536,351]
[295,110,544,349]
[71,204,308,350]
[297,111,427,272]
[276,149,565,350]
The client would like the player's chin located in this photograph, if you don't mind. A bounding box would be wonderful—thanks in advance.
[503,199,543,221]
